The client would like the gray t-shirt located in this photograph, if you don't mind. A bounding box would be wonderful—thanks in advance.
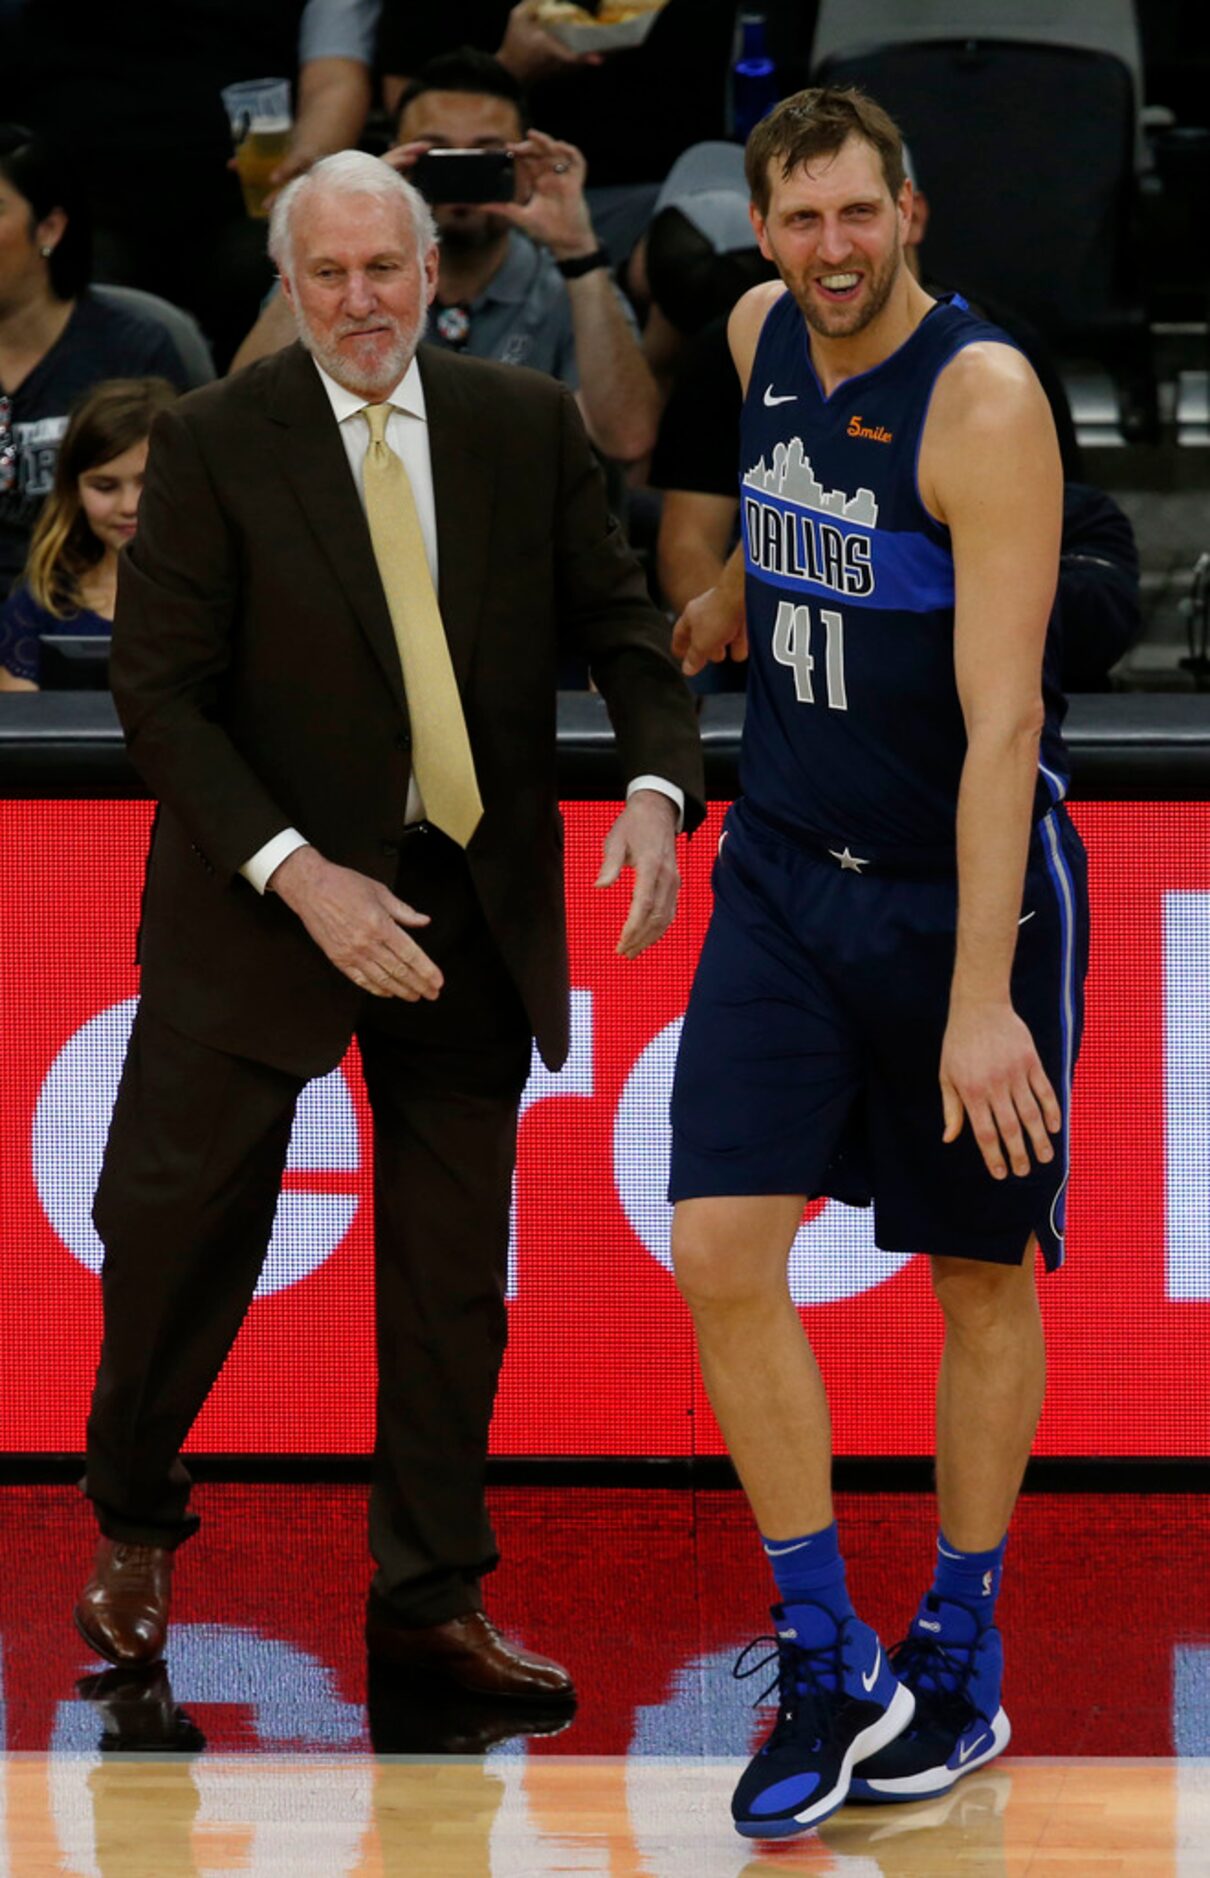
[427,232,638,389]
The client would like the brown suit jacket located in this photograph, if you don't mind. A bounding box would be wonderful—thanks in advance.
[112,341,704,1078]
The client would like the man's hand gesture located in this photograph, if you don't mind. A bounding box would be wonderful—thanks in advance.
[596,789,680,960]
[940,998,1062,1180]
[269,846,443,1001]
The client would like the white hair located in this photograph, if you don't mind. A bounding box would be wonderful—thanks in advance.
[268,150,438,285]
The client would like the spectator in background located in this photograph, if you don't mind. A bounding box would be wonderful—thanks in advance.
[16,1,381,370]
[0,377,177,691]
[378,0,742,264]
[652,140,1141,690]
[233,53,661,467]
[0,127,189,599]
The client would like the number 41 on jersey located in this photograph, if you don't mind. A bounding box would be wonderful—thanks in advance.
[772,600,849,710]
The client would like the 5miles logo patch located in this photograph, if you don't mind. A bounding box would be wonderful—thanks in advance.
[847,414,893,443]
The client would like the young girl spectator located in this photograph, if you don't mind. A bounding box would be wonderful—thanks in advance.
[0,126,189,596]
[0,376,176,690]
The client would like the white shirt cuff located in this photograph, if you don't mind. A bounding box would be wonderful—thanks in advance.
[627,775,685,831]
[241,828,310,895]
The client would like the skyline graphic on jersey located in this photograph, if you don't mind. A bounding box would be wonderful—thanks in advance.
[743,438,878,529]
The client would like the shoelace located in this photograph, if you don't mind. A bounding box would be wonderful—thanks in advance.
[891,1632,987,1729]
[732,1633,842,1752]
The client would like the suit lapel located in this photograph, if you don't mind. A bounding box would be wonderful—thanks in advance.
[264,344,407,713]
[418,346,495,689]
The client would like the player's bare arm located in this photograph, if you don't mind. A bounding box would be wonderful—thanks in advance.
[921,342,1065,1182]
[670,283,784,675]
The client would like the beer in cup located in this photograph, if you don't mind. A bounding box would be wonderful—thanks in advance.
[234,115,292,218]
[220,78,292,218]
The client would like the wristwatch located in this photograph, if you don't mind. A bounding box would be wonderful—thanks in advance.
[556,246,611,279]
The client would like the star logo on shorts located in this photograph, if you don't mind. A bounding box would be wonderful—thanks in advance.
[829,846,870,872]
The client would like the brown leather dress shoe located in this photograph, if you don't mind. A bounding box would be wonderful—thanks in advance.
[75,1538,173,1667]
[365,1609,574,1702]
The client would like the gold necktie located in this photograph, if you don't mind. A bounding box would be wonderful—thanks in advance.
[361,402,483,848]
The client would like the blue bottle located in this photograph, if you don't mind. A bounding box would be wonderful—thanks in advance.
[732,12,779,143]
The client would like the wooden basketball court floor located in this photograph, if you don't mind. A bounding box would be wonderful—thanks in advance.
[4,1753,1209,1875]
[2,1483,1207,1874]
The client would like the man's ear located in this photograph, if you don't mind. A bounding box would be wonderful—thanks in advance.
[750,200,773,264]
[907,186,930,251]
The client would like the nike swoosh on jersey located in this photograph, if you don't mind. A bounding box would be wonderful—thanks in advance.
[763,385,798,406]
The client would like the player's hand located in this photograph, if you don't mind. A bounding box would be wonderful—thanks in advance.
[671,584,748,677]
[939,999,1061,1180]
[595,790,680,960]
[269,846,443,1001]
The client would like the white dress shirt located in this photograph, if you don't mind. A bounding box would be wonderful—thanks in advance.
[241,354,683,894]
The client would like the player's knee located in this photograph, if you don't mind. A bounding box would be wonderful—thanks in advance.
[670,1210,783,1311]
[930,1251,1037,1334]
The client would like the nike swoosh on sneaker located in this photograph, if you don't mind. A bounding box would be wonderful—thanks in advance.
[861,1644,881,1692]
[957,1733,990,1764]
[763,385,798,406]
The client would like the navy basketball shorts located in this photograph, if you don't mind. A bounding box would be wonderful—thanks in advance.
[669,798,1089,1269]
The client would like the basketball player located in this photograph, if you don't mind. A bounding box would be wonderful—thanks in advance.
[670,88,1087,1839]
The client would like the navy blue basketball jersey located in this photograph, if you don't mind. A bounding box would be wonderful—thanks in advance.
[738,290,1070,848]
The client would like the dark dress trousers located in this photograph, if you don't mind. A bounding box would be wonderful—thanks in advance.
[85,341,704,1624]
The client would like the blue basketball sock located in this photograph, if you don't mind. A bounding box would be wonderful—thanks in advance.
[930,1531,1007,1629]
[761,1520,855,1626]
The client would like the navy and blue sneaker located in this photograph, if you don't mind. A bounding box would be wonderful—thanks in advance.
[730,1602,915,1839]
[849,1593,1011,1803]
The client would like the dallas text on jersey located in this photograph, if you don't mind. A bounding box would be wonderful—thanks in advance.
[742,494,875,599]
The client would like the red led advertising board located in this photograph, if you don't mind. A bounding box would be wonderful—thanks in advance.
[1,799,1207,1457]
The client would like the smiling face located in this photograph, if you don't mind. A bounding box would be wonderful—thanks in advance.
[282,186,439,399]
[752,134,912,345]
[77,437,149,554]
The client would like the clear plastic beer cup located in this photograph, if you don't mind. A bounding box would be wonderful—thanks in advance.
[221,78,292,218]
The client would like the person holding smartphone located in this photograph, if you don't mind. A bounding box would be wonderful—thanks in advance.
[233,51,660,467]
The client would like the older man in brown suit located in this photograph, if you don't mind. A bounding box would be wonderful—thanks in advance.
[75,150,703,1697]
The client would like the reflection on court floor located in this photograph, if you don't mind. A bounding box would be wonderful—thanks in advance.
[1,1484,1208,1872]
[5,1756,1210,1876]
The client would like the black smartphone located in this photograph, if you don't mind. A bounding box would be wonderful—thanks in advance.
[411,149,516,205]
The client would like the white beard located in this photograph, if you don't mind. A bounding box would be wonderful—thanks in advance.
[291,301,429,399]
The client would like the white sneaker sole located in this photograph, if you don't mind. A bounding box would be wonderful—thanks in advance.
[854,1705,1011,1802]
[735,1679,916,1839]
